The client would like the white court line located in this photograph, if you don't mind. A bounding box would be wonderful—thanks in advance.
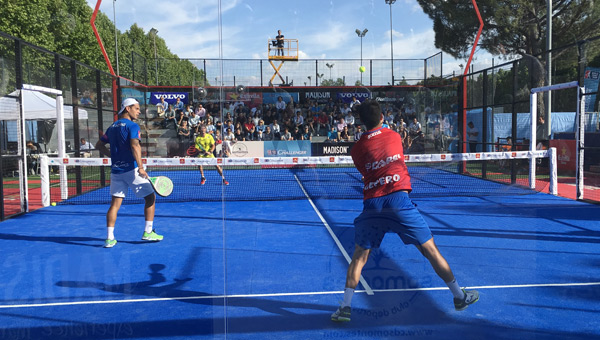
[1,281,599,309]
[293,175,374,295]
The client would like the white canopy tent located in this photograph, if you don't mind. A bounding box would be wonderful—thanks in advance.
[0,90,88,120]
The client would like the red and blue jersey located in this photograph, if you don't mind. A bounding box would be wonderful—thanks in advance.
[100,118,141,174]
[351,126,412,200]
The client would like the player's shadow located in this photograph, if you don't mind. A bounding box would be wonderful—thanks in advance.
[0,232,103,248]
[56,263,334,316]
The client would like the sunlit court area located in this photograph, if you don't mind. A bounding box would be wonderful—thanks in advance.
[1,1,600,339]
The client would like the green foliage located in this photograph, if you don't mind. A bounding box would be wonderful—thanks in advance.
[320,78,345,86]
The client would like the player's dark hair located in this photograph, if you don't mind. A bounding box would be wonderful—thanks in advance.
[357,99,382,130]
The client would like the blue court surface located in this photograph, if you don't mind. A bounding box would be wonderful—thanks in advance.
[1,183,600,339]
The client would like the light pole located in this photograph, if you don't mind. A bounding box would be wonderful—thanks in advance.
[113,0,119,76]
[355,28,368,84]
[326,63,334,81]
[385,0,396,85]
[307,76,312,86]
[149,28,159,85]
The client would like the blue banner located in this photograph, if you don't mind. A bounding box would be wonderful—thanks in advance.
[150,92,188,105]
[337,92,371,104]
[264,141,312,157]
[262,92,299,105]
[584,67,600,112]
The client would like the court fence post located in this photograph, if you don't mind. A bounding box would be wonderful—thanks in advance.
[549,147,558,196]
[40,155,50,207]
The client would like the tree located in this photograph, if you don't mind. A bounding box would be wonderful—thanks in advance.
[320,78,346,86]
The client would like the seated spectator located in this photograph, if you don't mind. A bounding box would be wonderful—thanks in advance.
[408,117,422,137]
[275,96,286,113]
[246,126,257,141]
[177,120,191,155]
[270,119,281,139]
[234,127,245,141]
[398,125,409,149]
[162,105,177,129]
[384,110,395,126]
[156,97,168,117]
[206,119,216,134]
[344,111,355,132]
[336,118,347,134]
[80,138,94,158]
[292,126,303,141]
[326,126,338,143]
[213,129,223,157]
[177,110,188,127]
[188,111,201,135]
[316,112,329,136]
[339,126,350,142]
[293,111,304,127]
[26,141,40,174]
[80,91,94,106]
[340,103,351,116]
[354,125,364,141]
[263,126,274,141]
[256,119,266,133]
[407,131,425,153]
[174,97,184,111]
[254,128,265,141]
[195,104,206,119]
[244,119,255,134]
[280,127,293,141]
[223,128,236,157]
[501,137,513,152]
[185,104,193,117]
[301,125,312,141]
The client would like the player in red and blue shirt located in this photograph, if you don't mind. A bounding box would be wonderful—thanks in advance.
[331,100,479,322]
[96,98,163,248]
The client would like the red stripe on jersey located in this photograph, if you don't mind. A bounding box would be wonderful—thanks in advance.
[351,127,412,200]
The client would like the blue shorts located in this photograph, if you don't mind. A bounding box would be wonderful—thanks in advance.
[354,191,433,249]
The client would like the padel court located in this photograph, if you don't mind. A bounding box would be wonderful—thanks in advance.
[0,160,599,340]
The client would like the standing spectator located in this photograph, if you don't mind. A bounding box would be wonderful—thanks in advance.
[177,120,191,156]
[467,121,478,153]
[275,29,285,56]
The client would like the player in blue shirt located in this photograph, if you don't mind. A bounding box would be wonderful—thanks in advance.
[96,98,163,248]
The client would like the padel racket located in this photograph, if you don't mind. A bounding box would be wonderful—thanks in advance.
[149,176,174,197]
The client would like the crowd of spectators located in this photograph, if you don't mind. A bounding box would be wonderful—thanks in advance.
[151,95,457,156]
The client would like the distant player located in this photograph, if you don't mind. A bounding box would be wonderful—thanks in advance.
[95,98,163,248]
[195,124,229,186]
[331,99,478,322]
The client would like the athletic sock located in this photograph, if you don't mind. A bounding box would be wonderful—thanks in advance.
[107,227,115,240]
[446,279,465,300]
[145,221,154,234]
[342,288,354,308]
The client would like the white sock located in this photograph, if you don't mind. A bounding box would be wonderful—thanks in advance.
[145,221,154,234]
[107,227,115,240]
[446,279,465,299]
[342,288,354,307]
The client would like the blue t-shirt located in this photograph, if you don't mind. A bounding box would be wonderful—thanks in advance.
[100,118,141,174]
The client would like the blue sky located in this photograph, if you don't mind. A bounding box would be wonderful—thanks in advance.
[88,0,495,76]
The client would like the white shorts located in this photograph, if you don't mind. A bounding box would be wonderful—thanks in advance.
[110,168,154,198]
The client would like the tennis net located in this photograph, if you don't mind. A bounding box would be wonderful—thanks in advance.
[39,149,557,206]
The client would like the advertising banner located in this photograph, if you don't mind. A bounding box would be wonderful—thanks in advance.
[228,141,264,158]
[584,67,600,112]
[550,139,576,173]
[226,92,263,109]
[303,91,332,103]
[337,92,371,104]
[262,92,299,105]
[150,92,189,105]
[264,141,311,157]
[312,142,355,156]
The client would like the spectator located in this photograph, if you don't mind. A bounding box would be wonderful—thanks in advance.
[339,126,350,142]
[162,105,177,129]
[80,138,94,158]
[26,141,40,174]
[408,117,422,137]
[254,128,265,141]
[350,96,361,108]
[405,103,416,119]
[185,104,193,117]
[234,127,245,141]
[177,120,191,155]
[467,121,478,153]
[385,110,395,125]
[188,111,201,135]
[244,119,255,134]
[281,127,293,141]
[174,97,184,111]
[301,125,312,141]
[223,128,236,157]
[275,96,286,113]
[176,110,188,127]
[294,111,304,127]
[80,91,94,106]
[246,126,257,141]
[196,104,206,119]
[340,103,351,116]
[344,111,355,133]
[398,125,409,150]
[275,29,285,56]
[336,118,347,134]
[354,125,364,141]
[408,131,425,154]
[156,97,168,117]
[316,111,329,136]
[270,119,281,139]
[292,126,303,141]
[213,129,223,156]
[326,126,338,143]
[263,126,274,141]
[256,119,267,133]
[206,119,216,134]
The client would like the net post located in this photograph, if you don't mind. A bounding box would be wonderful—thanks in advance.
[529,92,538,190]
[576,87,585,200]
[55,94,68,200]
[40,155,50,207]
[549,147,558,196]
[18,89,28,212]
